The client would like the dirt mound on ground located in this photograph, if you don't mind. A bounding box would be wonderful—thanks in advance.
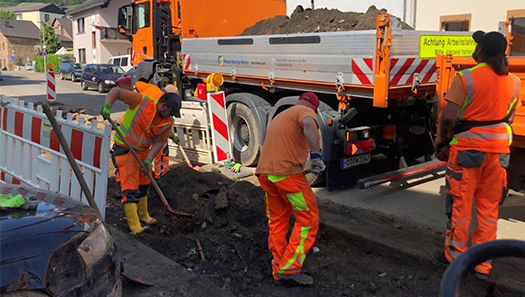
[240,5,412,36]
[105,165,525,296]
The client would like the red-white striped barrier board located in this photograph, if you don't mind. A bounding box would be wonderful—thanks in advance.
[207,91,232,163]
[182,54,192,71]
[351,58,438,86]
[0,96,112,217]
[47,71,56,102]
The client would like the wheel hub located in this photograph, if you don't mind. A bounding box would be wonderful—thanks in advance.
[232,116,250,152]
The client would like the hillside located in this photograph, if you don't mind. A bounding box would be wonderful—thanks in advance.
[0,0,87,9]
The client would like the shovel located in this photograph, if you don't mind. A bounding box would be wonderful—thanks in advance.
[107,118,192,217]
[178,143,201,171]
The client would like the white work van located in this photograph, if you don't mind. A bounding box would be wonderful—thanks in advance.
[108,55,131,72]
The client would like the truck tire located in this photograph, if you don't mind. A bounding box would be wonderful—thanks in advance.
[4,291,50,297]
[227,102,261,166]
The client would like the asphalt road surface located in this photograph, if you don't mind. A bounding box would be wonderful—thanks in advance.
[0,70,127,115]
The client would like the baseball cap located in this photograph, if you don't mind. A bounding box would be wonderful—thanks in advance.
[472,31,507,56]
[161,92,182,118]
[299,92,320,111]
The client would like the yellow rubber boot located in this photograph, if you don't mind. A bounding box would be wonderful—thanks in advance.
[123,203,148,234]
[138,196,157,225]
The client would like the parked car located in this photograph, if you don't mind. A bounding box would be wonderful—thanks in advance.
[0,69,3,81]
[81,64,125,93]
[108,55,131,72]
[0,184,121,297]
[59,63,83,82]
[115,67,136,91]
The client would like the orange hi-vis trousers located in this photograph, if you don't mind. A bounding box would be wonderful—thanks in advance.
[257,173,319,277]
[445,147,508,275]
[112,145,151,204]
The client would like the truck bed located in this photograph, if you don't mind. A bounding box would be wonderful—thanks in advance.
[182,30,470,98]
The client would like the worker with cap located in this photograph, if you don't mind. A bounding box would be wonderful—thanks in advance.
[256,92,325,287]
[101,85,182,234]
[433,30,521,279]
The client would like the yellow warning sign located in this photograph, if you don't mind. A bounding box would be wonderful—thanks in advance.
[419,35,476,59]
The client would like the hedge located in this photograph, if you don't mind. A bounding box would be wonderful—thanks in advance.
[35,54,74,72]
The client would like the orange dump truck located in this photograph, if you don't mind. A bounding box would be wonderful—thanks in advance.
[116,1,524,191]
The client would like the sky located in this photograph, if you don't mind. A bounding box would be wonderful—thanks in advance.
[285,0,410,21]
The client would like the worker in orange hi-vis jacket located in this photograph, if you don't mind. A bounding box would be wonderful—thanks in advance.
[433,30,521,280]
[256,92,325,287]
[102,83,181,234]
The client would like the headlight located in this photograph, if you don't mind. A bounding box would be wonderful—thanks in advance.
[105,80,115,85]
[78,222,111,267]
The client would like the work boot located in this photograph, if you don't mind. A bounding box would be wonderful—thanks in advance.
[138,196,157,225]
[123,203,148,234]
[433,250,450,267]
[274,273,314,287]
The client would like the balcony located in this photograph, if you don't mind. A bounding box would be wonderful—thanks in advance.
[100,28,130,42]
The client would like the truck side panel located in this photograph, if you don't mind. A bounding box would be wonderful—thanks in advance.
[180,0,286,39]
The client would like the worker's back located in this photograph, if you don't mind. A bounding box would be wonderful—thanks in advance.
[256,105,317,176]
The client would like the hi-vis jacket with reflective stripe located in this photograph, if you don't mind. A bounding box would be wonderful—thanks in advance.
[113,96,173,151]
[451,63,521,154]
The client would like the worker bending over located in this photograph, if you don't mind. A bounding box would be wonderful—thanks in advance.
[434,31,521,279]
[101,86,181,234]
[256,92,325,287]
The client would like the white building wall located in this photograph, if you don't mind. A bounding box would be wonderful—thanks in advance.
[413,0,525,31]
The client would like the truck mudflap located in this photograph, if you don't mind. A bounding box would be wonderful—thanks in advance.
[357,160,446,190]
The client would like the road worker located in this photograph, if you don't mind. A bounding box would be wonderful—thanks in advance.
[433,31,521,279]
[255,92,325,287]
[101,84,181,234]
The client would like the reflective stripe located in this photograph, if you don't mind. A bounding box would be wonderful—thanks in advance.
[455,130,510,141]
[481,216,497,226]
[506,124,513,146]
[458,70,475,120]
[268,174,288,183]
[278,226,311,274]
[286,192,309,211]
[264,193,270,222]
[455,217,470,227]
[445,237,467,248]
[154,124,172,138]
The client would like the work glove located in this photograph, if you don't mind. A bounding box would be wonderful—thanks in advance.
[310,151,326,174]
[101,102,112,120]
[142,158,152,175]
[171,134,180,144]
[231,163,242,173]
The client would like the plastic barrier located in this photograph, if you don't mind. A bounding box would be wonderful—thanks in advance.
[0,96,112,217]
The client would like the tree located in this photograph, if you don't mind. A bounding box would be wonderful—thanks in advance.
[38,22,62,54]
[0,10,16,20]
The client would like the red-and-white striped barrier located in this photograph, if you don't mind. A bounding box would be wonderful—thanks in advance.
[0,96,112,217]
[182,54,191,71]
[47,70,56,102]
[351,58,438,86]
[207,91,231,163]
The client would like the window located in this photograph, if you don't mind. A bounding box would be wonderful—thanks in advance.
[15,13,22,20]
[132,2,150,34]
[440,14,471,32]
[78,48,86,64]
[510,17,525,56]
[78,17,85,34]
[121,57,128,66]
[44,14,50,22]
[112,58,121,66]
[508,10,525,56]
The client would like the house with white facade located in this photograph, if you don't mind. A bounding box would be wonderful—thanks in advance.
[4,3,66,29]
[67,0,131,64]
[409,0,524,55]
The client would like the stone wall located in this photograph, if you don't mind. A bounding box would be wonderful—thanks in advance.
[6,37,39,70]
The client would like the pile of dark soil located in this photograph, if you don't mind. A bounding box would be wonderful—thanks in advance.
[105,165,524,296]
[241,5,412,36]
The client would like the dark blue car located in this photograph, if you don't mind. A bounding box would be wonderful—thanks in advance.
[0,185,121,297]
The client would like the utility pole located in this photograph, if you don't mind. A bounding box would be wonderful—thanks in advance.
[39,21,47,72]
[311,0,314,10]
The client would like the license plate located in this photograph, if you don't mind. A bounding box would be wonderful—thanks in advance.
[340,154,371,170]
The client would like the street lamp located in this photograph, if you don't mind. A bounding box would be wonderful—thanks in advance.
[39,21,47,73]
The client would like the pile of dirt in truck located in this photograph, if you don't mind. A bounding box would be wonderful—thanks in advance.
[105,165,524,296]
[240,5,412,36]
